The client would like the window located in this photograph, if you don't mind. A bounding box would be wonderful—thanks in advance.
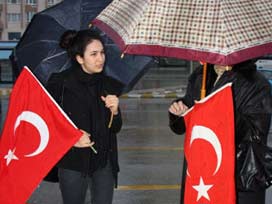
[8,32,21,40]
[48,0,54,4]
[26,0,37,6]
[26,11,35,22]
[7,0,21,4]
[7,13,21,22]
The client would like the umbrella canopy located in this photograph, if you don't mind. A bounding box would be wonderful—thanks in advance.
[92,0,272,66]
[10,0,153,93]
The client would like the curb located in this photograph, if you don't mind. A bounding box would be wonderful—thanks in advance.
[0,88,12,96]
[120,92,184,98]
[0,87,185,98]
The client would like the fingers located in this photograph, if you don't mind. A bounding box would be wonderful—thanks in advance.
[101,95,119,114]
[169,101,188,116]
[74,130,95,148]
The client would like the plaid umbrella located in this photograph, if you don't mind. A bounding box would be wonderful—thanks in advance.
[92,0,272,66]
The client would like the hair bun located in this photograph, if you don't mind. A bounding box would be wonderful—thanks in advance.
[59,30,77,49]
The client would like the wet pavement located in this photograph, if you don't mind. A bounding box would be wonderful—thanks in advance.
[27,98,184,204]
[1,65,272,203]
[0,66,187,204]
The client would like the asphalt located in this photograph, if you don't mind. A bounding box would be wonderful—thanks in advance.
[1,66,272,204]
[26,98,184,204]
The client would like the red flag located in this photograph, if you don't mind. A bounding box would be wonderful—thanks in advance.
[183,83,236,204]
[0,66,82,204]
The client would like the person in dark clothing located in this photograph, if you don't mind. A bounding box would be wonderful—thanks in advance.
[168,60,272,204]
[46,29,124,204]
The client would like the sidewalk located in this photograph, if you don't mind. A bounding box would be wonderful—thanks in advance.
[121,86,186,98]
[0,85,186,98]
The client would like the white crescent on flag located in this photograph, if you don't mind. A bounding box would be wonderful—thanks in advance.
[14,111,49,157]
[190,125,222,175]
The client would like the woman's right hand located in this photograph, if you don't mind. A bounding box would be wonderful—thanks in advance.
[169,101,188,116]
[74,130,95,148]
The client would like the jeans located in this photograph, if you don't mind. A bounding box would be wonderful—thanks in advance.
[58,161,114,204]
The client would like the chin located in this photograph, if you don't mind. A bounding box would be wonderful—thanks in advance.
[96,68,103,73]
[96,67,103,73]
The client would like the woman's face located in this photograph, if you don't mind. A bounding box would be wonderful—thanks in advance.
[76,39,105,74]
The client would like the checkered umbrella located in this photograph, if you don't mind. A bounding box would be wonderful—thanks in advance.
[92,0,272,66]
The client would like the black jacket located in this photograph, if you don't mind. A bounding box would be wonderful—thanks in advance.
[169,63,272,191]
[46,65,124,182]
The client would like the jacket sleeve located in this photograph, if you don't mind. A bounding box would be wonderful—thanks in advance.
[169,99,186,135]
[46,73,63,104]
[168,69,200,135]
[235,77,272,145]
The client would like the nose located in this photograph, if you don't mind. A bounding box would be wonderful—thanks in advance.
[97,52,105,62]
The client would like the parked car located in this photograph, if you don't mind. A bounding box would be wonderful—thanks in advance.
[256,59,272,88]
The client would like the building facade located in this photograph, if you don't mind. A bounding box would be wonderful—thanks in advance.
[0,0,62,41]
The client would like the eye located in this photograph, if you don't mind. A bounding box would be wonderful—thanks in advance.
[90,52,97,56]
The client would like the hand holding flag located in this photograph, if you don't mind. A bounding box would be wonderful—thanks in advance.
[0,67,84,204]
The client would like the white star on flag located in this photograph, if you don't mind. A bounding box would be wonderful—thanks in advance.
[192,177,213,201]
[4,149,19,166]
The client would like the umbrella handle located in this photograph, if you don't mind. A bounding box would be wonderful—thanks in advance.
[200,62,207,99]
[108,112,114,128]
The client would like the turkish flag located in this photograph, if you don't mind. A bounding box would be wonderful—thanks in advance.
[0,67,82,204]
[183,83,236,204]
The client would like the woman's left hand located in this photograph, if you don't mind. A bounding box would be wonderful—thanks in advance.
[101,95,119,115]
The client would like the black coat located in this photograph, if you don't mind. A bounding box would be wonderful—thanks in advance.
[46,66,123,182]
[169,64,272,192]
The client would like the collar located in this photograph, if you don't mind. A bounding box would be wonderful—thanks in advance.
[75,66,102,85]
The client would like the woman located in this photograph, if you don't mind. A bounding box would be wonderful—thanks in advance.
[168,60,272,204]
[46,29,124,204]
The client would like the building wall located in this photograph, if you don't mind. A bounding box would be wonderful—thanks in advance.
[0,0,62,41]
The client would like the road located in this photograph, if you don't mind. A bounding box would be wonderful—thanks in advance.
[27,97,184,204]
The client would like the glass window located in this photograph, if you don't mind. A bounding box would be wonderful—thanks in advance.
[26,0,37,6]
[8,32,21,40]
[26,11,35,22]
[7,0,21,4]
[7,13,21,22]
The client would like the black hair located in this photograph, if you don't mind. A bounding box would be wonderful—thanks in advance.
[232,59,257,81]
[59,29,105,60]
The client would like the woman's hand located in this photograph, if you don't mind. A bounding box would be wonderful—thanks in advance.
[74,130,95,148]
[169,101,188,116]
[101,95,119,115]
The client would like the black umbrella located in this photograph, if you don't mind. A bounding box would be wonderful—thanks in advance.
[10,0,153,93]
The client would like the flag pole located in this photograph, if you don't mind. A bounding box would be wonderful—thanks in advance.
[180,62,207,203]
[200,62,207,99]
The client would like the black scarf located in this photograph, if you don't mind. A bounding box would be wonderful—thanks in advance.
[75,68,110,175]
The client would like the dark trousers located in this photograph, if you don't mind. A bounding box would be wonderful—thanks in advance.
[237,190,265,204]
[58,161,114,204]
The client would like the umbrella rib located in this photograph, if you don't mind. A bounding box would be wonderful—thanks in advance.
[16,40,59,51]
[40,51,67,63]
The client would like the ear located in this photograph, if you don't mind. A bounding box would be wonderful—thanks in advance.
[76,55,84,65]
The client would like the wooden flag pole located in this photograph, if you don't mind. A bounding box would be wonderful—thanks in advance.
[200,62,207,99]
[180,62,208,204]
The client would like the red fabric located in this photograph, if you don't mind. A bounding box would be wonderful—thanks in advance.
[0,67,82,204]
[183,84,236,204]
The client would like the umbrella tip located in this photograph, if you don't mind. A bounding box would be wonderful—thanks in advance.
[89,23,92,28]
[121,53,125,58]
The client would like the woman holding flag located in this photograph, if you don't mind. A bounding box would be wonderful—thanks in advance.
[46,29,124,204]
[169,60,272,204]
